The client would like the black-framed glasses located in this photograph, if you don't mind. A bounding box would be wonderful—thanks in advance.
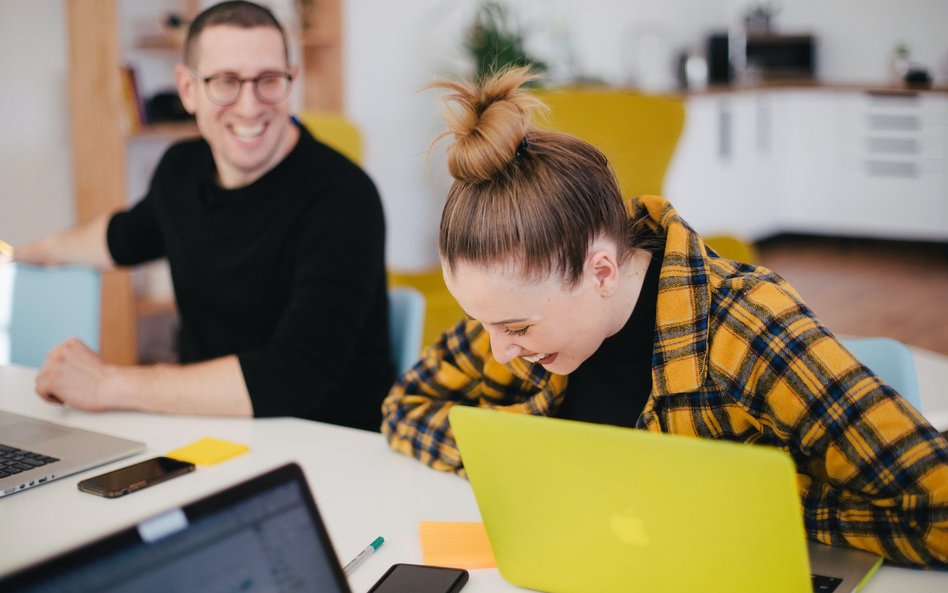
[189,69,294,106]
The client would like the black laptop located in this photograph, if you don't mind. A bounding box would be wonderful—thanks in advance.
[0,463,352,592]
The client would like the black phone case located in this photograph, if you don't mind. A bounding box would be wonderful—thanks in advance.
[367,563,468,593]
[77,457,195,498]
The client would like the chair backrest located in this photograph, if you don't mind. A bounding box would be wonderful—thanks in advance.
[388,286,426,376]
[839,337,921,410]
[296,111,363,165]
[533,88,685,196]
[388,268,466,350]
[703,234,760,264]
[0,263,101,368]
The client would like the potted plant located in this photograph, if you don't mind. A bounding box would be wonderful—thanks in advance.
[466,1,546,81]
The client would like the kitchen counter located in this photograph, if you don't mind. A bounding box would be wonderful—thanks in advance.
[685,79,948,96]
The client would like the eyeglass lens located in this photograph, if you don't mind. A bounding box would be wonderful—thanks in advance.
[205,74,291,105]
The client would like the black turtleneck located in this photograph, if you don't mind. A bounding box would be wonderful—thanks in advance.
[555,245,663,428]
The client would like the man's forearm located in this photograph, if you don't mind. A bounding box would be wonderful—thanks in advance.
[102,355,253,417]
[14,212,115,268]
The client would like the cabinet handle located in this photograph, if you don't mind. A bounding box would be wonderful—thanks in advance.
[865,160,918,178]
[718,102,731,161]
[756,96,770,155]
[867,114,919,131]
[866,137,919,155]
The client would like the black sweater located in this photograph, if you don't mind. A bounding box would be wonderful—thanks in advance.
[107,122,393,430]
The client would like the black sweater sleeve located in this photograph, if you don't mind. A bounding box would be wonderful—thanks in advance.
[107,189,165,266]
[107,142,202,266]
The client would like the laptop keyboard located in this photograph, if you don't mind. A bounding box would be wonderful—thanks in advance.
[811,574,843,592]
[0,443,59,478]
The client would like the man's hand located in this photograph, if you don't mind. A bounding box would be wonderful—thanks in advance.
[0,239,13,265]
[35,338,115,411]
[9,241,51,266]
[33,341,252,417]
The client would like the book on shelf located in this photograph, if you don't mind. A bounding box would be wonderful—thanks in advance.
[119,65,146,134]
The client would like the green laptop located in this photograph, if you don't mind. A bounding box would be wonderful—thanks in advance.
[449,406,882,593]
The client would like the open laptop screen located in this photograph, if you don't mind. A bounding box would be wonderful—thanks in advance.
[0,463,351,593]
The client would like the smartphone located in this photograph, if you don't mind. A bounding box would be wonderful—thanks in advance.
[77,456,195,498]
[367,564,468,593]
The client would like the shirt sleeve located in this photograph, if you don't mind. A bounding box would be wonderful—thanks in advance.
[106,192,165,266]
[381,319,565,474]
[725,281,948,566]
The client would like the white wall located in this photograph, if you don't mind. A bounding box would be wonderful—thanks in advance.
[346,0,948,271]
[2,0,947,268]
[0,0,73,246]
[345,0,732,270]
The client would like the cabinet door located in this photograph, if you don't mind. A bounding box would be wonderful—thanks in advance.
[665,94,732,233]
[665,92,778,239]
[776,90,846,234]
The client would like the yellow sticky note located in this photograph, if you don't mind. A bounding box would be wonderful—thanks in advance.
[419,521,496,569]
[165,437,249,466]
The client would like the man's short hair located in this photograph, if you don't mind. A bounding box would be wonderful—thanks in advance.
[184,0,288,67]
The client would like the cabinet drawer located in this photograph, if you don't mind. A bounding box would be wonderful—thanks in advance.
[842,133,946,163]
[839,169,947,239]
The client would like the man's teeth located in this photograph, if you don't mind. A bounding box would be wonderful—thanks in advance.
[522,353,550,363]
[233,124,264,139]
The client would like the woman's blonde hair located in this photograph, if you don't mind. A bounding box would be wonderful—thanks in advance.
[431,67,644,287]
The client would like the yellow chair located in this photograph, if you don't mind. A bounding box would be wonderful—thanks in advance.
[703,234,759,264]
[533,88,685,196]
[388,268,465,350]
[297,111,363,164]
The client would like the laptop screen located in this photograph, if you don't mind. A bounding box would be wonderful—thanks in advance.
[0,463,351,593]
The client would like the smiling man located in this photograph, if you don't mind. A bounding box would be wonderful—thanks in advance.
[11,1,393,430]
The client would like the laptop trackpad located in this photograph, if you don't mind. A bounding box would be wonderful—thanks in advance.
[4,422,72,444]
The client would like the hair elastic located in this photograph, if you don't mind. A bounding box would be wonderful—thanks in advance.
[515,136,529,158]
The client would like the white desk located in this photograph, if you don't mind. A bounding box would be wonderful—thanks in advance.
[2,360,947,592]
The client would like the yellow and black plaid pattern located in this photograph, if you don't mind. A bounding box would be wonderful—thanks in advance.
[381,195,948,566]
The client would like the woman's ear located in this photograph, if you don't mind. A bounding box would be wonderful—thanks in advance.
[587,247,620,297]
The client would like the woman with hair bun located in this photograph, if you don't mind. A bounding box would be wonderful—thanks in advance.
[381,67,947,566]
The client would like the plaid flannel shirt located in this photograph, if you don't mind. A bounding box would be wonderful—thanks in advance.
[381,195,948,566]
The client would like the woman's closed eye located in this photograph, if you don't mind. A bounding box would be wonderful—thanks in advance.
[504,326,530,337]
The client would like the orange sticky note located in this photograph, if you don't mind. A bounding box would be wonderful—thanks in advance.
[165,437,249,466]
[419,521,496,569]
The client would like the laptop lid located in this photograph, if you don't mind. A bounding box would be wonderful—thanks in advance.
[450,406,878,593]
[0,462,352,593]
[0,410,145,498]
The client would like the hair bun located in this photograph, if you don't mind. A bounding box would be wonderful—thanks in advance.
[428,66,544,183]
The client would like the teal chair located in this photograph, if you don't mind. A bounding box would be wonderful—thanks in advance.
[840,337,921,410]
[0,263,100,368]
[388,286,426,376]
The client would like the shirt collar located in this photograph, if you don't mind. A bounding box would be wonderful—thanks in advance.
[633,195,711,395]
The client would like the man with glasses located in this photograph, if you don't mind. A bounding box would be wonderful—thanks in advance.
[10,1,393,431]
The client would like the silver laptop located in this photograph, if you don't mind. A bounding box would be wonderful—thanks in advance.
[0,410,145,498]
[0,463,352,592]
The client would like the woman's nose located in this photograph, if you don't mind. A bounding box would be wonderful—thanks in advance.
[488,330,522,364]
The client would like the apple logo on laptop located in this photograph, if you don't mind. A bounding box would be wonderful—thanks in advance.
[609,508,651,546]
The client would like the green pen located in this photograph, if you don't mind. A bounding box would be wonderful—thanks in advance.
[343,536,384,575]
